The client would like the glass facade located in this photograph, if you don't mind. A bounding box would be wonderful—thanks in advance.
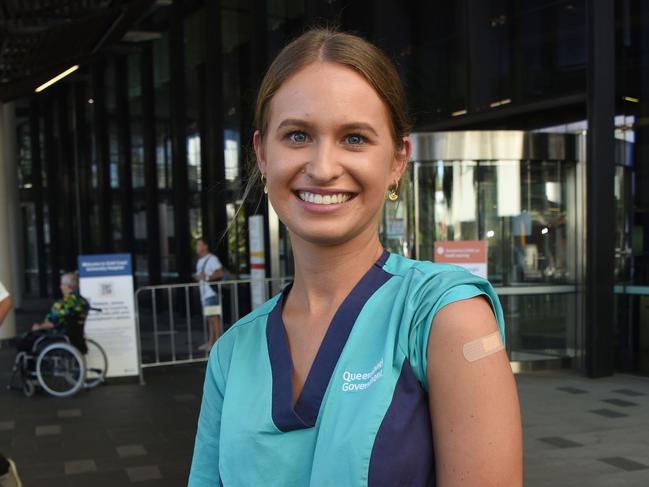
[7,0,649,375]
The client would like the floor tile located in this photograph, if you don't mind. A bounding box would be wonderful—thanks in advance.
[538,436,584,448]
[35,424,62,436]
[116,444,148,458]
[589,409,629,418]
[557,386,589,394]
[64,459,97,475]
[126,465,163,482]
[598,457,649,472]
[612,388,645,397]
[601,398,638,407]
[58,409,82,418]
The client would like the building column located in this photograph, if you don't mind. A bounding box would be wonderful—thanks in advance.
[169,0,192,282]
[92,61,112,253]
[30,100,48,296]
[585,0,616,377]
[141,44,161,285]
[0,102,19,338]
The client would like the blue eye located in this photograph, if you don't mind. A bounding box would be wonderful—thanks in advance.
[288,131,308,143]
[346,134,364,145]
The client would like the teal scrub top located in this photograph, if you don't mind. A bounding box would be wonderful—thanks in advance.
[188,251,505,486]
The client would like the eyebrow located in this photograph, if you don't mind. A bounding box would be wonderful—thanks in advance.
[276,118,312,131]
[276,118,379,137]
[340,122,379,137]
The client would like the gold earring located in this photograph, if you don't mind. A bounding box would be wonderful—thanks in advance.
[261,174,268,194]
[388,180,399,201]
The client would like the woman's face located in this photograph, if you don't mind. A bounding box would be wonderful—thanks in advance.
[254,61,410,248]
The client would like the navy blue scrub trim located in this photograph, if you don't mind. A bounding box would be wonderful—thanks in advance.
[368,359,435,486]
[267,250,392,432]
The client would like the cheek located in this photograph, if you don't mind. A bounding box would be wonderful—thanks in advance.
[265,149,303,182]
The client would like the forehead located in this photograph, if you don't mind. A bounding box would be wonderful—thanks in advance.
[267,61,390,130]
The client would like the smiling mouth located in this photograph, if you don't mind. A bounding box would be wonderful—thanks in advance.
[296,191,354,205]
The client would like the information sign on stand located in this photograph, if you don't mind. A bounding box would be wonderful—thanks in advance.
[249,215,267,309]
[434,240,488,279]
[78,253,139,378]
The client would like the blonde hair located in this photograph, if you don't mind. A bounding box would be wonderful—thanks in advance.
[255,27,411,147]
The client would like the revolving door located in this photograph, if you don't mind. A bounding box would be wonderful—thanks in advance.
[407,131,585,366]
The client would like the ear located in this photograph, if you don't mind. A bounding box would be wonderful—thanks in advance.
[253,130,267,175]
[392,136,411,181]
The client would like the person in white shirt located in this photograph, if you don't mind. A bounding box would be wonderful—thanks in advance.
[194,237,224,351]
[0,281,12,326]
[0,281,22,487]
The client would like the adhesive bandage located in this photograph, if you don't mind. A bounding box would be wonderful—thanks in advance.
[463,331,504,362]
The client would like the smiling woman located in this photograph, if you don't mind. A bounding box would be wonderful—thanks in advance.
[189,28,522,487]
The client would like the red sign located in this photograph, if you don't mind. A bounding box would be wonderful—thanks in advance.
[434,240,488,278]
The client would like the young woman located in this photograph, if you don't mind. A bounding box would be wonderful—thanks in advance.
[189,28,522,486]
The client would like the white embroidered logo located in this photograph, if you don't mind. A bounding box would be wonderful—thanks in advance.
[341,357,384,392]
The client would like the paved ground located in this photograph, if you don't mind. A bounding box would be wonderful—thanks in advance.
[1,302,648,485]
[518,370,649,487]
[1,347,202,486]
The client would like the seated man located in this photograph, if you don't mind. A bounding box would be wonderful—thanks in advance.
[20,272,89,354]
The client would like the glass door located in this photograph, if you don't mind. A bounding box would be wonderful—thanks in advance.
[410,131,583,364]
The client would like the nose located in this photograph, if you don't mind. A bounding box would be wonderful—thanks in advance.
[303,138,343,183]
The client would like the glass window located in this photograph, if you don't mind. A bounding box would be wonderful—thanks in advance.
[414,159,577,285]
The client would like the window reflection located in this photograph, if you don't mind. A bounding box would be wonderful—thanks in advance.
[415,159,577,285]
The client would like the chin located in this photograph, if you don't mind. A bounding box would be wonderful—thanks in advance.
[288,221,374,248]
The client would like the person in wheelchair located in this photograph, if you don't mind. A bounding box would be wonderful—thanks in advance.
[18,272,89,354]
[11,273,107,398]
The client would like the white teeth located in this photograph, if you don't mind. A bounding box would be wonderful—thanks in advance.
[298,191,351,205]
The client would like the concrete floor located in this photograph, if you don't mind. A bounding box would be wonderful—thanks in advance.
[518,370,649,487]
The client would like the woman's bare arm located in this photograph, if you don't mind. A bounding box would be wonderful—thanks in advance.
[427,296,522,486]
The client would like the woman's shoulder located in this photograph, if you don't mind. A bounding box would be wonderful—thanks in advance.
[385,253,502,326]
[385,253,481,286]
[217,292,282,343]
[209,292,281,375]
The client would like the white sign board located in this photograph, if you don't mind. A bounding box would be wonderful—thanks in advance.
[249,215,267,309]
[78,253,139,378]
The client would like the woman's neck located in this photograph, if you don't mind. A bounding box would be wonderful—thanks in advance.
[287,231,384,316]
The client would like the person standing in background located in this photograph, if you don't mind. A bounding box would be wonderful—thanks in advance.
[194,238,224,352]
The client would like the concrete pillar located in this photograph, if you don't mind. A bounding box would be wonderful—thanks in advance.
[0,102,18,339]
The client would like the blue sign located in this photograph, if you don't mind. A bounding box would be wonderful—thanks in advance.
[78,254,132,278]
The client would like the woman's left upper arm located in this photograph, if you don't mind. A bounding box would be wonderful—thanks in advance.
[426,296,522,487]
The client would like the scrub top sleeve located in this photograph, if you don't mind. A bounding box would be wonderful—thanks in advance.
[407,272,506,389]
[188,348,226,486]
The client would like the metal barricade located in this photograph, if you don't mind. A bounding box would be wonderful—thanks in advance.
[134,277,291,384]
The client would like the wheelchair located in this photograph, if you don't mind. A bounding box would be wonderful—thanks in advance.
[8,312,108,398]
